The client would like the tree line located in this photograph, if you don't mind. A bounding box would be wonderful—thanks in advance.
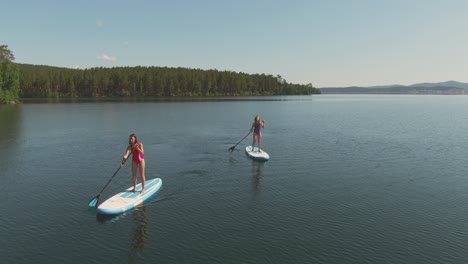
[0,45,20,104]
[1,45,320,104]
[18,64,319,98]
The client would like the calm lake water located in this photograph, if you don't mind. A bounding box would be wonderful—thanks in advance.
[1,95,468,263]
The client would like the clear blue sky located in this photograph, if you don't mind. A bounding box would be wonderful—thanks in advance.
[2,0,468,87]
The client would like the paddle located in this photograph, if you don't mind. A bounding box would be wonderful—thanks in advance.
[228,131,252,152]
[88,153,131,207]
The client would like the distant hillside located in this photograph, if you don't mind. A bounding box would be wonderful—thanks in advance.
[320,81,468,94]
[409,81,468,89]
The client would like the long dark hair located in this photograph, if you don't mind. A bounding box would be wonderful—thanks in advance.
[129,133,138,145]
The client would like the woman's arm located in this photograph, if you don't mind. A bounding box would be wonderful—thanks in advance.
[136,143,144,155]
[121,146,131,165]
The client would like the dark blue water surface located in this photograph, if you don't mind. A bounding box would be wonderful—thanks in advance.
[1,95,468,263]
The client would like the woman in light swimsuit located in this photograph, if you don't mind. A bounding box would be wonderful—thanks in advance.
[250,115,265,152]
[121,133,146,194]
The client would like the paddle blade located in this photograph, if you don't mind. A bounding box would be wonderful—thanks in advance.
[228,146,235,152]
[88,196,99,207]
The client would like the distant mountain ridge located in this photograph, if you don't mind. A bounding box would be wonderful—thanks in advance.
[320,81,468,94]
[409,81,468,89]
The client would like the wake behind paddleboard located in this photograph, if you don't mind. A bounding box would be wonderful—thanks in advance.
[245,146,270,161]
[96,178,162,215]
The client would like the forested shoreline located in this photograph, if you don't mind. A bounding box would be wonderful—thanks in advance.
[18,64,319,98]
[1,45,319,104]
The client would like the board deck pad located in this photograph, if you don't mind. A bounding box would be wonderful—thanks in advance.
[97,178,162,215]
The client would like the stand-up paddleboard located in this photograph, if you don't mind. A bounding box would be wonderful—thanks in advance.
[96,178,162,215]
[245,146,270,161]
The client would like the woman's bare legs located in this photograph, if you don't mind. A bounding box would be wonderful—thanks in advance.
[258,132,262,150]
[139,160,146,194]
[252,134,257,151]
[131,160,146,193]
[252,133,262,152]
[132,161,138,191]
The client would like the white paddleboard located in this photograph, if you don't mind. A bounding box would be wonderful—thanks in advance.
[245,146,270,161]
[97,178,162,215]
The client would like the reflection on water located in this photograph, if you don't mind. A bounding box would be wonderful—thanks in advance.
[0,105,21,145]
[131,206,148,252]
[251,161,264,195]
[0,105,22,185]
[128,206,149,262]
[20,95,315,104]
[95,205,150,262]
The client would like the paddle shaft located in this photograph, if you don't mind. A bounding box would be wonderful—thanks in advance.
[89,149,133,207]
[96,152,132,196]
[96,166,122,196]
[230,131,252,151]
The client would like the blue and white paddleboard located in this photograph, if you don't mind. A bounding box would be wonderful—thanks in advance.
[97,178,162,215]
[245,146,270,161]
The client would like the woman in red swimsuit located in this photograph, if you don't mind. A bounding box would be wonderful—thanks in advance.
[122,133,146,193]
